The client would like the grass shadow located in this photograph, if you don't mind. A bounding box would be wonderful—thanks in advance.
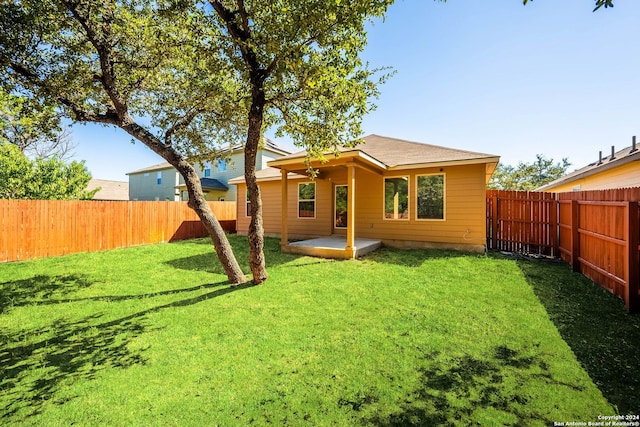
[0,280,254,421]
[165,235,304,273]
[363,345,568,426]
[516,258,640,414]
[0,274,95,314]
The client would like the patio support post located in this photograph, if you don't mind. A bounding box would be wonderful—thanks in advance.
[281,169,288,248]
[346,163,356,257]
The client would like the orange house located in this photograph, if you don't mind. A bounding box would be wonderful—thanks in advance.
[230,135,500,258]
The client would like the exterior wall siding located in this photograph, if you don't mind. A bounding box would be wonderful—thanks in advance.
[129,148,287,202]
[129,168,178,201]
[236,163,488,250]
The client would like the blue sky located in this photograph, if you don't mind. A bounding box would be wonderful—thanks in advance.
[72,0,640,181]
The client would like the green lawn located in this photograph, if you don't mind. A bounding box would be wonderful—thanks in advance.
[1,235,638,426]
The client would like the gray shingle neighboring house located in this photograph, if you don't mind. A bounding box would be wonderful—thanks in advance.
[127,139,291,201]
[87,179,129,201]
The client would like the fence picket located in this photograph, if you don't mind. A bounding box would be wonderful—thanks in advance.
[0,200,236,263]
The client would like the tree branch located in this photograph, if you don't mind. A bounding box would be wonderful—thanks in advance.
[164,107,205,146]
[61,0,129,118]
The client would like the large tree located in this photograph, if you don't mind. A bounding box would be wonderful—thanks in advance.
[488,154,571,191]
[201,0,394,283]
[0,0,248,283]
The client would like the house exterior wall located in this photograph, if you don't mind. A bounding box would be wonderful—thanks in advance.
[543,161,640,192]
[258,150,284,169]
[129,167,179,201]
[129,148,287,202]
[236,162,488,251]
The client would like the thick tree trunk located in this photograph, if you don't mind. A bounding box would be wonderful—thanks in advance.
[177,161,247,285]
[245,85,268,284]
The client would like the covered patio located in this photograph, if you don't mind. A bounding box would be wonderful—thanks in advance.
[270,147,385,259]
[282,235,382,259]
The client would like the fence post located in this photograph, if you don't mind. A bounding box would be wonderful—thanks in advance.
[492,194,498,250]
[549,198,558,257]
[571,200,580,272]
[625,201,639,313]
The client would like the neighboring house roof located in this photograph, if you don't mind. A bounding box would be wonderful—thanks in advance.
[176,177,229,191]
[126,138,292,175]
[229,137,291,156]
[88,179,129,201]
[536,143,640,191]
[126,162,175,175]
[268,134,500,175]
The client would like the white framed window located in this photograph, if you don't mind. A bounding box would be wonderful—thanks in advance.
[218,159,227,172]
[156,171,162,185]
[416,174,445,220]
[204,162,211,177]
[384,176,409,220]
[298,182,315,219]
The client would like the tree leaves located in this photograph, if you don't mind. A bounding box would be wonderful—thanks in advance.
[0,143,95,200]
[488,154,571,191]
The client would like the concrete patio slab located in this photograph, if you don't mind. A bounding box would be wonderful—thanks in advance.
[283,235,382,259]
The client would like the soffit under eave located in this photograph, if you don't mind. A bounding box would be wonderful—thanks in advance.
[267,152,386,175]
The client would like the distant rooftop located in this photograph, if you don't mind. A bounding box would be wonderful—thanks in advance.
[88,179,129,201]
[537,137,640,191]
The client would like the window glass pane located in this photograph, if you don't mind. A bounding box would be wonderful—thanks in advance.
[417,175,444,219]
[298,183,315,200]
[384,177,409,219]
[218,159,226,172]
[298,201,315,218]
[298,183,315,218]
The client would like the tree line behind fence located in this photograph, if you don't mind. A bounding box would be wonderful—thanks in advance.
[0,200,236,262]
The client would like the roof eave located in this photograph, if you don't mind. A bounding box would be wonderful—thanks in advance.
[388,156,501,171]
[537,151,640,191]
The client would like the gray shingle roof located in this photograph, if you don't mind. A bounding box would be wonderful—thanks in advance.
[270,134,499,169]
[199,178,228,191]
[88,179,129,201]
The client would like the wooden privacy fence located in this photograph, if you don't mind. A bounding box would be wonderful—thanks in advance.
[486,190,558,256]
[0,200,236,263]
[487,189,640,312]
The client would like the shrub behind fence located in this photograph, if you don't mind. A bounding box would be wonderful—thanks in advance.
[0,200,236,262]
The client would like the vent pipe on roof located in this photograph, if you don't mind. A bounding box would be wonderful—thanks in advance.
[610,146,615,161]
[598,150,603,165]
[632,136,637,153]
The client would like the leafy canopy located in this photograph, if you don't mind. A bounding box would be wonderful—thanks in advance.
[0,143,96,200]
[488,154,571,191]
